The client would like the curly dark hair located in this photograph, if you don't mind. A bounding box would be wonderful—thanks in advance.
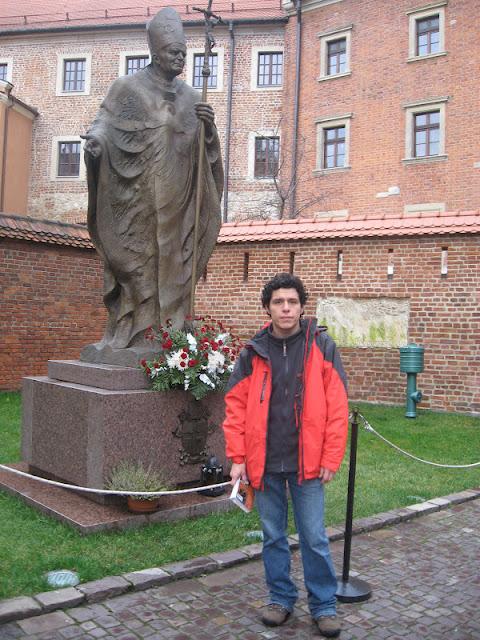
[261,273,309,308]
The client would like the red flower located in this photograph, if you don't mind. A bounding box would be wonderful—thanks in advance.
[179,361,186,368]
[180,352,188,360]
[162,331,169,339]
[140,359,147,367]
[145,367,151,375]
[188,359,198,367]
[211,342,218,351]
[182,346,189,352]
[222,347,230,355]
[218,340,223,346]
[230,355,235,361]
[162,339,173,349]
[201,327,206,333]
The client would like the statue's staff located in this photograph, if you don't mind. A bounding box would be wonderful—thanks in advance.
[190,0,224,317]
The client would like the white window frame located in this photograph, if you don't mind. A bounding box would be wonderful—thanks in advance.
[403,97,448,163]
[407,2,447,62]
[314,114,352,173]
[56,53,92,96]
[185,47,224,92]
[250,46,284,91]
[318,25,352,81]
[247,129,281,182]
[0,58,13,83]
[51,136,86,181]
[118,50,150,77]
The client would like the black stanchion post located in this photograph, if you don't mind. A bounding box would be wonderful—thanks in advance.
[336,407,372,603]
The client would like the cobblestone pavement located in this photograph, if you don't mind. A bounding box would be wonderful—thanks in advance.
[1,500,479,640]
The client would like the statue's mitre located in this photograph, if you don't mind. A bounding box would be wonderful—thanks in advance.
[147,7,186,50]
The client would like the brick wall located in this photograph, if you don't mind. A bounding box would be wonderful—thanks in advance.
[1,233,478,414]
[0,239,105,388]
[281,0,480,218]
[196,234,480,414]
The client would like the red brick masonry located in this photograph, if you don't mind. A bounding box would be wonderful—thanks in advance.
[1,212,479,414]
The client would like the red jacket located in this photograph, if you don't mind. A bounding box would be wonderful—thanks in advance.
[223,318,349,489]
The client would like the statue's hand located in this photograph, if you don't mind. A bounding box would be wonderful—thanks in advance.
[194,102,215,136]
[83,134,102,159]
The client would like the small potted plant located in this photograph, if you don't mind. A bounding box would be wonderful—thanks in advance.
[106,461,170,513]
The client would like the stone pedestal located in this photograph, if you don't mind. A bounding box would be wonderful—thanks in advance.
[22,361,227,504]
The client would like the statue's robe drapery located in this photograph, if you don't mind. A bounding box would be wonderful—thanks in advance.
[83,66,223,359]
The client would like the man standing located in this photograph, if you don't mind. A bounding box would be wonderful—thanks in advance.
[223,273,348,637]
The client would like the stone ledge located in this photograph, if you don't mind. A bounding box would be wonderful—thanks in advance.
[34,588,85,612]
[0,596,42,624]
[162,556,218,579]
[207,549,249,568]
[122,568,171,591]
[77,576,131,603]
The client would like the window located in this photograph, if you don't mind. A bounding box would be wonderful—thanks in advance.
[185,47,224,92]
[193,53,218,89]
[318,26,352,80]
[416,15,440,56]
[57,141,81,177]
[51,136,85,180]
[254,137,280,179]
[126,55,148,75]
[315,114,352,172]
[407,3,446,61]
[251,47,284,90]
[56,53,91,95]
[327,38,347,75]
[257,52,283,87]
[63,59,86,92]
[414,111,440,157]
[0,59,13,83]
[404,98,447,162]
[323,127,345,168]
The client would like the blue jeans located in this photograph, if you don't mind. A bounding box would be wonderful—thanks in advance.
[255,473,337,619]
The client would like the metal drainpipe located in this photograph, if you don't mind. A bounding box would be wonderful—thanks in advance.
[223,20,235,223]
[289,0,302,218]
[0,82,14,212]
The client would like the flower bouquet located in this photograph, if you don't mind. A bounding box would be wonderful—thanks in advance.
[140,316,242,400]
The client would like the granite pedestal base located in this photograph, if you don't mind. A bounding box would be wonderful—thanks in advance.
[22,361,227,505]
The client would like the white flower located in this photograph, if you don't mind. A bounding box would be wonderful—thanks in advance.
[184,375,190,390]
[216,333,229,344]
[199,373,215,388]
[186,333,197,352]
[166,349,185,371]
[207,351,225,373]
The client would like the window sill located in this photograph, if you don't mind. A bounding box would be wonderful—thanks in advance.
[250,177,276,183]
[56,91,90,97]
[317,71,351,82]
[407,51,447,63]
[402,154,448,165]
[252,85,283,92]
[313,165,351,176]
[52,176,85,182]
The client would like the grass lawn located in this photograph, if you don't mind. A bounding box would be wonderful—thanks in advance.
[0,391,479,600]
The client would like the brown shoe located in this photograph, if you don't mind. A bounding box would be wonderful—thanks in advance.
[314,615,341,637]
[260,604,291,627]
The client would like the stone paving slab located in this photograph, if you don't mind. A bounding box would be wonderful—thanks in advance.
[1,497,479,639]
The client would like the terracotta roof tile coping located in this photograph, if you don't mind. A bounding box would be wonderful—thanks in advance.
[1,210,479,248]
[219,210,480,243]
[0,212,93,248]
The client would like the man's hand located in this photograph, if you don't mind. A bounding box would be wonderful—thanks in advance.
[229,462,248,485]
[194,102,215,136]
[319,467,336,484]
[83,134,102,159]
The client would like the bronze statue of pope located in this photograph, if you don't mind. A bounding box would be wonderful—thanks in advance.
[81,7,223,366]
